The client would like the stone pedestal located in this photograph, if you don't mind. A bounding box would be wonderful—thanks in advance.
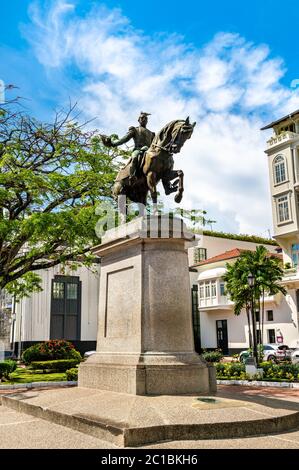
[79,216,213,395]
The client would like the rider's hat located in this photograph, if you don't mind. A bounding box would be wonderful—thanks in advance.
[139,111,151,118]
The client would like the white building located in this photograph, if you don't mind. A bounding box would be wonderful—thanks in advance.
[11,262,100,355]
[0,289,13,350]
[191,247,299,354]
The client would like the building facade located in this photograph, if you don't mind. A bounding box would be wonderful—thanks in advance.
[0,289,13,351]
[11,262,100,355]
[192,248,299,354]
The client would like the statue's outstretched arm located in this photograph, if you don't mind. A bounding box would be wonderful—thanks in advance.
[111,127,135,147]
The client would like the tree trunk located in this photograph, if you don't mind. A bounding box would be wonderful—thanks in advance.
[261,288,265,348]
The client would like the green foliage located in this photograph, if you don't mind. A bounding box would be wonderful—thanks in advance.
[201,230,277,246]
[215,362,248,380]
[0,104,124,296]
[30,359,80,372]
[0,359,17,380]
[2,367,66,384]
[223,246,286,363]
[216,361,299,382]
[22,340,81,364]
[65,367,78,381]
[260,361,299,382]
[201,350,223,363]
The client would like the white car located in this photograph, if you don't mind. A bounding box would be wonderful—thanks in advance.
[239,344,291,363]
[291,349,299,364]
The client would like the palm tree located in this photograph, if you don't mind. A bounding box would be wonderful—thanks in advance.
[223,246,286,364]
[223,261,254,350]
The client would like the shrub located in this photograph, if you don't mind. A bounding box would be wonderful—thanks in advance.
[0,360,17,380]
[30,359,80,372]
[260,362,299,381]
[202,350,223,363]
[65,367,78,381]
[215,362,245,379]
[22,340,81,364]
[216,361,299,382]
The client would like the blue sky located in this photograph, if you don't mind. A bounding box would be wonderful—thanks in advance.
[1,0,299,236]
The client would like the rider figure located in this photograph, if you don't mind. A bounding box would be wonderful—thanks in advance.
[107,112,155,182]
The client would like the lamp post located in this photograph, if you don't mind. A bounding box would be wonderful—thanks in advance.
[247,272,258,366]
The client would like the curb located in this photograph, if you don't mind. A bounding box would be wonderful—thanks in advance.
[2,392,299,447]
[217,379,299,388]
[0,381,77,390]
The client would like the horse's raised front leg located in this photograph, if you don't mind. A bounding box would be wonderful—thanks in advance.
[162,170,184,203]
[147,171,158,214]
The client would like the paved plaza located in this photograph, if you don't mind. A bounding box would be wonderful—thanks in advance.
[1,385,299,449]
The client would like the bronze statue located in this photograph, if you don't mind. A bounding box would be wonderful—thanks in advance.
[101,116,196,209]
[101,112,155,183]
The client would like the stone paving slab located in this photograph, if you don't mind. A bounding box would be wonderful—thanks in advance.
[1,405,299,449]
[0,406,116,449]
[2,386,299,447]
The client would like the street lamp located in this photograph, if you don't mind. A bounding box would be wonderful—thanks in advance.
[247,272,258,365]
[247,272,255,288]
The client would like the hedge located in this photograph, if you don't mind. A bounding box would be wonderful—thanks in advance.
[22,340,82,364]
[0,360,17,380]
[216,361,299,382]
[65,367,78,381]
[201,229,277,246]
[30,359,80,372]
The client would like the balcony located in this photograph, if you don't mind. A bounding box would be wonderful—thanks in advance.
[199,295,233,310]
[281,266,299,285]
[267,131,299,149]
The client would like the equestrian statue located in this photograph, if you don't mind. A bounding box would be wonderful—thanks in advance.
[101,112,196,210]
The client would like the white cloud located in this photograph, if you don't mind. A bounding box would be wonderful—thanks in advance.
[24,0,299,235]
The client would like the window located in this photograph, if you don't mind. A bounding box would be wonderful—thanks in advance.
[53,282,64,299]
[194,248,207,264]
[267,310,274,321]
[264,345,274,350]
[273,155,287,184]
[67,283,78,300]
[199,280,217,300]
[292,244,299,267]
[220,283,225,296]
[276,194,290,223]
[211,281,216,297]
[268,329,276,344]
[205,283,210,298]
[199,283,204,299]
[255,311,260,323]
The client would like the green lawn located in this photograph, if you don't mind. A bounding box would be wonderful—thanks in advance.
[1,367,67,385]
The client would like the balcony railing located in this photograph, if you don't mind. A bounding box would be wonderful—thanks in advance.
[267,131,298,149]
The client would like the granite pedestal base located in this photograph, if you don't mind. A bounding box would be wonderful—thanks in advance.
[79,216,214,395]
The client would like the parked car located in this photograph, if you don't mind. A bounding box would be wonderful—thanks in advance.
[239,344,291,363]
[83,350,96,358]
[290,349,299,364]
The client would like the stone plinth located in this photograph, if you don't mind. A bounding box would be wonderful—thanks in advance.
[79,216,213,395]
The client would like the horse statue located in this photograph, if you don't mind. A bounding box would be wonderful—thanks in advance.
[107,117,196,212]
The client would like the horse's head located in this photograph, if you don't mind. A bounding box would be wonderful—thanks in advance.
[170,117,196,154]
[151,117,196,155]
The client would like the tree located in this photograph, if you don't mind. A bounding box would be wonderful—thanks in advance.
[223,260,254,350]
[0,103,124,297]
[223,246,286,363]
